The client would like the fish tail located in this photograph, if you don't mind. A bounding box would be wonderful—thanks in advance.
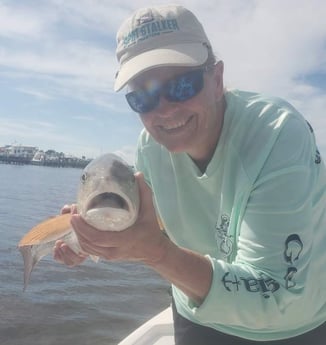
[19,246,37,291]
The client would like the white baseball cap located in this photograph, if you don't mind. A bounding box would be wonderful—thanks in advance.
[114,5,211,91]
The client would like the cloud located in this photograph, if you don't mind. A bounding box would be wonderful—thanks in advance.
[15,87,54,100]
[0,1,119,108]
[197,1,326,92]
[0,3,48,39]
[186,0,326,155]
[0,118,61,141]
[0,117,102,157]
[0,42,116,82]
[2,1,324,97]
[0,0,325,158]
[72,115,95,121]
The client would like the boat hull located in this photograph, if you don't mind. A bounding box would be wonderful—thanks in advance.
[118,307,174,345]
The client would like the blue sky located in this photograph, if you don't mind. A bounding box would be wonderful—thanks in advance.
[0,0,325,164]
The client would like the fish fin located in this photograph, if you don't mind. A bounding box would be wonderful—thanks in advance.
[19,245,40,291]
[18,214,71,246]
[61,232,98,263]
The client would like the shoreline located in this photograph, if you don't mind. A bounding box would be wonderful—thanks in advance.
[0,155,90,169]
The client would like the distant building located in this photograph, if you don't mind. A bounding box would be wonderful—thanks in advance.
[1,145,38,158]
[0,144,90,168]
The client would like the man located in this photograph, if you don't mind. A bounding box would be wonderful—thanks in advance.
[54,5,326,344]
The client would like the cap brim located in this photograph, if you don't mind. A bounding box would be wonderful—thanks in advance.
[114,43,208,92]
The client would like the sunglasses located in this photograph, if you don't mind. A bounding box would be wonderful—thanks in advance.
[125,68,207,114]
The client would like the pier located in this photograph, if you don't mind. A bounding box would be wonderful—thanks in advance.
[0,155,91,168]
[0,156,31,165]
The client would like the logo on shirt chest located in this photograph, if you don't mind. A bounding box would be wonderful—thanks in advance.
[215,214,233,259]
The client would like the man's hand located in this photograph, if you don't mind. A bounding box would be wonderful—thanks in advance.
[53,173,168,266]
[53,203,88,266]
[69,173,168,264]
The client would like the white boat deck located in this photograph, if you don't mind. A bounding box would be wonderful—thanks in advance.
[118,307,174,345]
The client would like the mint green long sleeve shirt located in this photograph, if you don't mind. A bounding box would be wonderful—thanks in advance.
[135,89,326,341]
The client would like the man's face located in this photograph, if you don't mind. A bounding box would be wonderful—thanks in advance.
[128,62,224,161]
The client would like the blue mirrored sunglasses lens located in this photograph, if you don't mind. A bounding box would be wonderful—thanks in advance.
[126,89,159,113]
[126,69,205,114]
[166,69,204,102]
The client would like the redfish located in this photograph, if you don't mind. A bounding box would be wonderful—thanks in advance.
[18,153,139,290]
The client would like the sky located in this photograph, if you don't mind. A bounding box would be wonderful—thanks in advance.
[0,0,325,164]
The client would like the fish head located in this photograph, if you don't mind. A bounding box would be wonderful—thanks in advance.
[77,153,139,231]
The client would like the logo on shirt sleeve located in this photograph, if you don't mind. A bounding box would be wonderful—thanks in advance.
[221,272,280,299]
[283,234,303,289]
[215,214,233,258]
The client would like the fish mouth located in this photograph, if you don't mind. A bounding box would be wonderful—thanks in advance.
[86,192,129,212]
[83,192,134,231]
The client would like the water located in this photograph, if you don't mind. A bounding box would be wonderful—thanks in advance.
[0,164,171,345]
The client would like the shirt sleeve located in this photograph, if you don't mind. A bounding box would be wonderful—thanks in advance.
[185,117,319,330]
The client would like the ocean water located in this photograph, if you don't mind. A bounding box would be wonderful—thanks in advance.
[0,163,171,345]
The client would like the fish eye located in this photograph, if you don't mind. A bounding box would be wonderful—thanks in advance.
[81,172,88,183]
